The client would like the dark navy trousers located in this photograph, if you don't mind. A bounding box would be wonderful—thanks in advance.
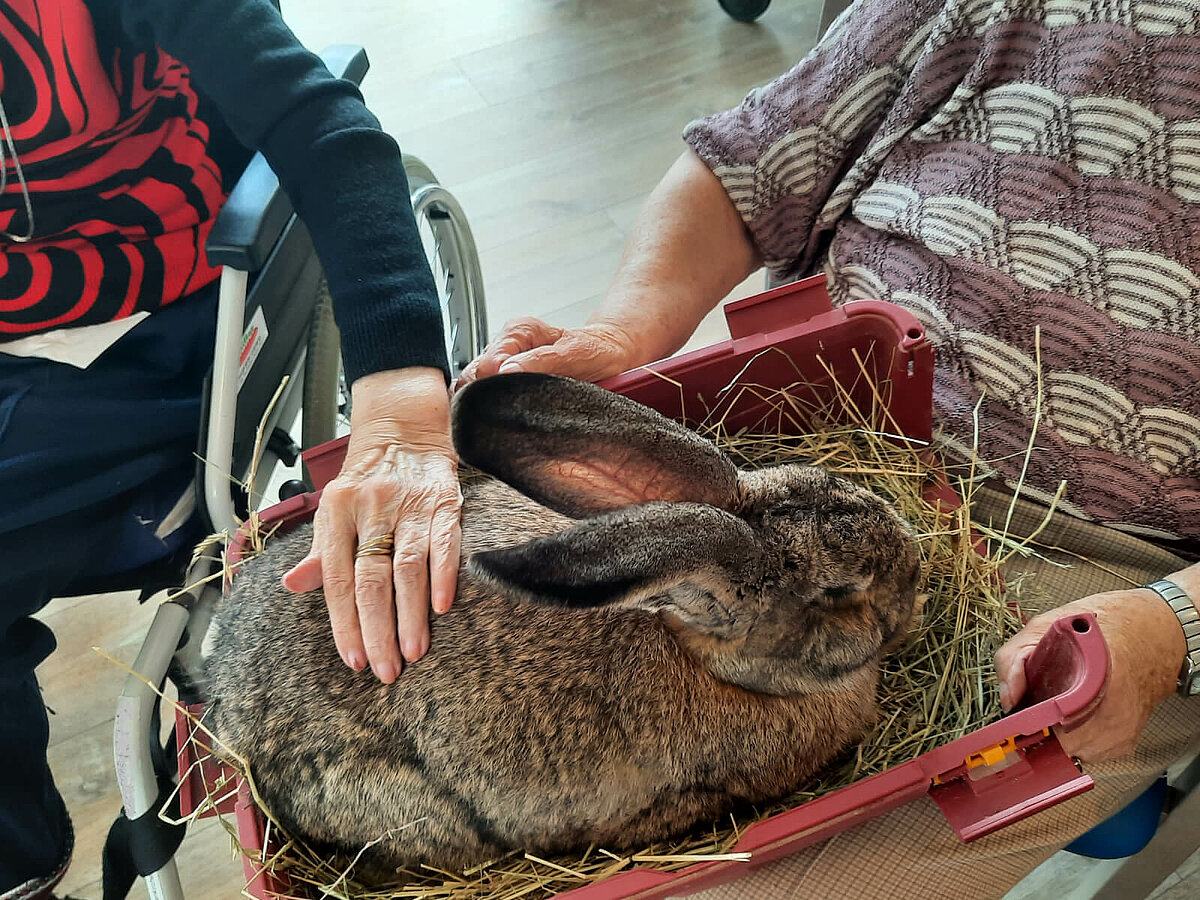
[0,285,217,892]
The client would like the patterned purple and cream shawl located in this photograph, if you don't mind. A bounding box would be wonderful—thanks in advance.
[686,0,1200,546]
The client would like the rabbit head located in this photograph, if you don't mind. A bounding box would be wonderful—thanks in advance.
[453,373,922,697]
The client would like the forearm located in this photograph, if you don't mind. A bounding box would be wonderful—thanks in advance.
[1166,561,1200,597]
[1116,561,1200,706]
[589,150,760,365]
[347,367,451,455]
[119,0,448,384]
[1150,560,1200,673]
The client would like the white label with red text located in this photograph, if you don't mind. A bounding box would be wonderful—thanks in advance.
[238,306,268,392]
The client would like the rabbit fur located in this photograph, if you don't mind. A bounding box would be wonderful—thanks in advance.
[204,372,922,879]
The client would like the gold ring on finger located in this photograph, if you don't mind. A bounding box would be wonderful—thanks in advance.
[355,534,395,559]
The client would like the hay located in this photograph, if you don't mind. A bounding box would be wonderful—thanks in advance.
[162,352,1056,900]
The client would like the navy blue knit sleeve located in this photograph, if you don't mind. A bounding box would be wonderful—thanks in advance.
[117,0,449,385]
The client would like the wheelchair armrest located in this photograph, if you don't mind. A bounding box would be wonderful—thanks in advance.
[205,45,370,272]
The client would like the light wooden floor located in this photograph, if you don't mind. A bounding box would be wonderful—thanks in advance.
[34,0,1198,898]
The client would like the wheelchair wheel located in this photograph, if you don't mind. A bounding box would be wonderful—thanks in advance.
[719,0,771,21]
[300,278,345,451]
[403,153,489,378]
[300,156,488,453]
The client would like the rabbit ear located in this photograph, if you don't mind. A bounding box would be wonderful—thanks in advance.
[468,502,762,638]
[453,373,739,517]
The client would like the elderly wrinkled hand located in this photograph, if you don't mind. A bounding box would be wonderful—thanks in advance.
[455,317,639,389]
[994,584,1191,762]
[281,366,460,683]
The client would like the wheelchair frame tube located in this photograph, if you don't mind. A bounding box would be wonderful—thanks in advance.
[113,600,190,900]
[204,267,249,536]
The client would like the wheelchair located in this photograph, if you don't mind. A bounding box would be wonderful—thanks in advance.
[86,43,488,900]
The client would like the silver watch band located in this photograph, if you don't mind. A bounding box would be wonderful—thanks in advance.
[1145,579,1200,697]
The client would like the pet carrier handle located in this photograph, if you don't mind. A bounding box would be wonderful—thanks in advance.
[1020,612,1110,726]
[205,45,370,271]
[723,274,833,340]
[928,730,1095,842]
[927,613,1108,842]
[721,275,929,359]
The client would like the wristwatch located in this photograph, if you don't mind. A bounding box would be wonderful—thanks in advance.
[1145,579,1200,697]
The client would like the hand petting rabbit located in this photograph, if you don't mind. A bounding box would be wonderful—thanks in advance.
[204,373,921,879]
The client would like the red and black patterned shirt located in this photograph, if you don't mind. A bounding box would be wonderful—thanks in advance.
[0,0,230,333]
[0,0,447,384]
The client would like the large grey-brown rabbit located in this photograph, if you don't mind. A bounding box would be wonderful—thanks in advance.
[204,372,921,880]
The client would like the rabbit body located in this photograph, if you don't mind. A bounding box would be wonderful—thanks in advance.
[205,373,920,878]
